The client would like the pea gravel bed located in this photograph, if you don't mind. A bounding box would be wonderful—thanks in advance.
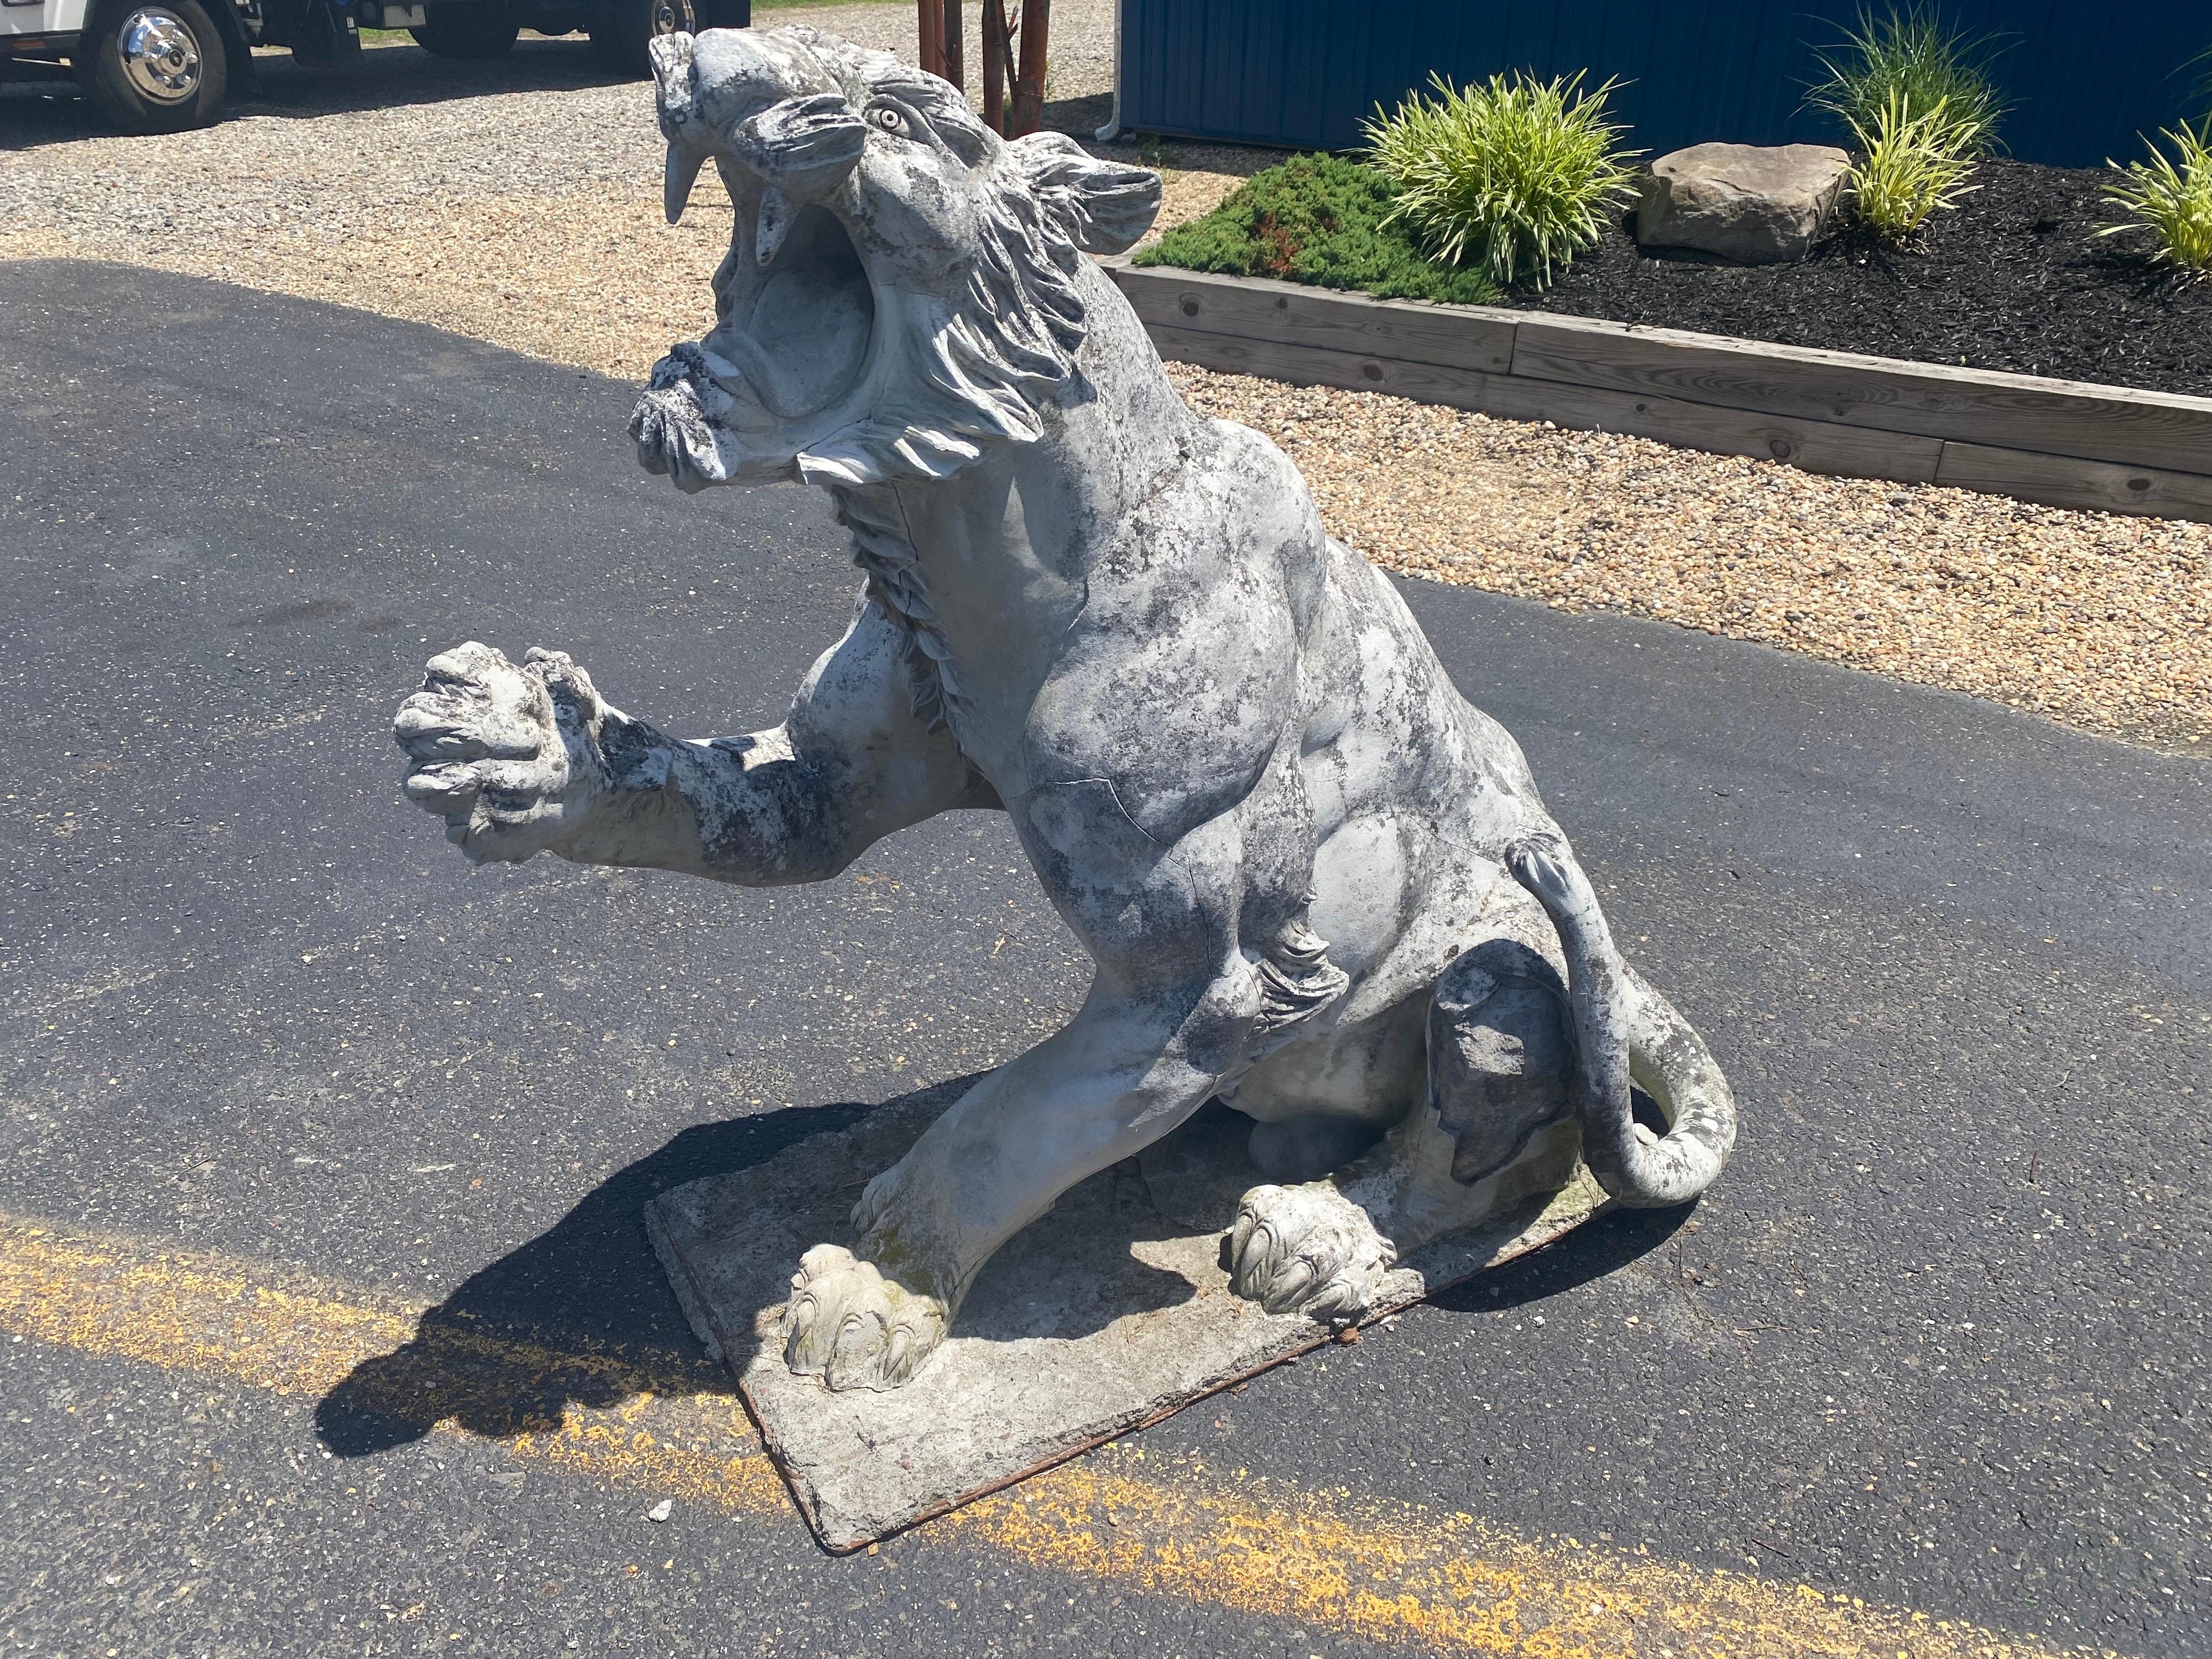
[1,8,2205,750]
[1166,366,2209,749]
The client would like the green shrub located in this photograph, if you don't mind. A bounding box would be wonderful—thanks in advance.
[1845,91,1985,243]
[1134,154,1502,305]
[2098,121,2212,278]
[1362,70,1640,288]
[1808,4,2008,160]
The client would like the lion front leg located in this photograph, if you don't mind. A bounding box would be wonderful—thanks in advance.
[781,958,1259,1391]
[779,789,1285,1391]
[393,638,830,878]
[392,596,991,885]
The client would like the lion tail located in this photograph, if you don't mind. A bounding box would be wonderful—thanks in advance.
[1505,833,1736,1208]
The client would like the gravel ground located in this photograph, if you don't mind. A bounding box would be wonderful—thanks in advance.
[2,8,2206,750]
[1168,365,2210,748]
[0,1,1115,231]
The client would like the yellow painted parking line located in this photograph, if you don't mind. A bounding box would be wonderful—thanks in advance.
[0,1211,2111,1659]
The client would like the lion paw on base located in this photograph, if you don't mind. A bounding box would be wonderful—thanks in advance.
[781,1244,950,1393]
[1227,1182,1399,1324]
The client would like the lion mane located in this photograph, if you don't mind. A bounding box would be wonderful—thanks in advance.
[810,97,1154,485]
[659,26,1159,490]
[696,30,1157,729]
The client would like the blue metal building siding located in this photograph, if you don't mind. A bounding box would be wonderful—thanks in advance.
[1117,1,2209,168]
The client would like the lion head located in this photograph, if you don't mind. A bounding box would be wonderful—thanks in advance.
[629,25,1161,493]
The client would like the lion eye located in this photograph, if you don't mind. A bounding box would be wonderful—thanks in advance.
[872,107,905,133]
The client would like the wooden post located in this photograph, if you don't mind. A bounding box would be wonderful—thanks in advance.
[980,0,1010,135]
[1008,0,1049,137]
[941,0,963,99]
[917,0,943,80]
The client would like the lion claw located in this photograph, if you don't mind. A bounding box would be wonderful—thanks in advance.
[781,1243,948,1392]
[392,640,610,864]
[1227,1182,1396,1326]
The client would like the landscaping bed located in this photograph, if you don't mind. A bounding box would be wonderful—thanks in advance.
[1144,156,2212,399]
[1521,159,2212,399]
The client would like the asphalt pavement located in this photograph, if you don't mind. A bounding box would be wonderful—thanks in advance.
[1,258,2206,1657]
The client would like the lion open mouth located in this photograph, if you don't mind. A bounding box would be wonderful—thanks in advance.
[632,33,880,490]
[703,186,875,423]
[632,25,1161,493]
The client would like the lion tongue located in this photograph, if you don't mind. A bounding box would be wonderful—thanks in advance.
[755,186,796,268]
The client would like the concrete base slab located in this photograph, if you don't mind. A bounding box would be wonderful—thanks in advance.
[645,1089,1611,1552]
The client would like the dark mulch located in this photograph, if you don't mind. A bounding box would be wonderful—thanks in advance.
[1509,159,2212,399]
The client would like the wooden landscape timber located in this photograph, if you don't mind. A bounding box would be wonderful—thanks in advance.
[1100,259,2212,526]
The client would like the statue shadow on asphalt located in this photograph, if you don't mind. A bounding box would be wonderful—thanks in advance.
[1427,1201,1699,1316]
[314,1085,910,1458]
[1427,1085,1700,1316]
[313,1080,1694,1460]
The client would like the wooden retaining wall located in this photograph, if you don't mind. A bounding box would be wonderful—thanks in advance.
[1099,259,2212,526]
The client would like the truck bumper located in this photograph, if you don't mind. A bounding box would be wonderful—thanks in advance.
[1,29,77,58]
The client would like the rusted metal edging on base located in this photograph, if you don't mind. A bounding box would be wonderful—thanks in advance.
[1100,258,2212,525]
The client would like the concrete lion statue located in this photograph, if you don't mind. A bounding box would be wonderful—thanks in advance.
[393,25,1738,1392]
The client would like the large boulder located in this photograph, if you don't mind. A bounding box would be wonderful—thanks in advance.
[1636,143,1852,263]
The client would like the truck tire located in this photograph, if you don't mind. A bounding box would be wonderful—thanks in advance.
[76,0,228,133]
[587,0,692,77]
[409,5,520,56]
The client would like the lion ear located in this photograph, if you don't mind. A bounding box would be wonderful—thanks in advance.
[1007,132,1161,255]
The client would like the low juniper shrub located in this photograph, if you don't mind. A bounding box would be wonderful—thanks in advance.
[1134,154,1503,305]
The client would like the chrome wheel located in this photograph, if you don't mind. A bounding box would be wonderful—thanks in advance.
[116,6,201,104]
[649,0,693,36]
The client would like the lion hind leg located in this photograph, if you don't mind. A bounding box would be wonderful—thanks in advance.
[1225,941,1585,1324]
[1428,936,1579,1188]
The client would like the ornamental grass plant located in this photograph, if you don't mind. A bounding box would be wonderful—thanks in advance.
[2099,121,2212,279]
[1808,2,2009,161]
[1361,70,1640,289]
[1846,91,1986,244]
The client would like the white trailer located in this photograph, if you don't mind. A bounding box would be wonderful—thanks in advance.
[1,0,744,131]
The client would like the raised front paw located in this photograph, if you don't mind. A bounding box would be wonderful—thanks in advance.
[781,1244,948,1392]
[393,642,607,863]
[1227,1182,1397,1325]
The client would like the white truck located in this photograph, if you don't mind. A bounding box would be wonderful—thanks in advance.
[1,0,747,131]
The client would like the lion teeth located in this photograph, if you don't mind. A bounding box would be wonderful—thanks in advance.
[755,185,795,268]
[664,140,706,225]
